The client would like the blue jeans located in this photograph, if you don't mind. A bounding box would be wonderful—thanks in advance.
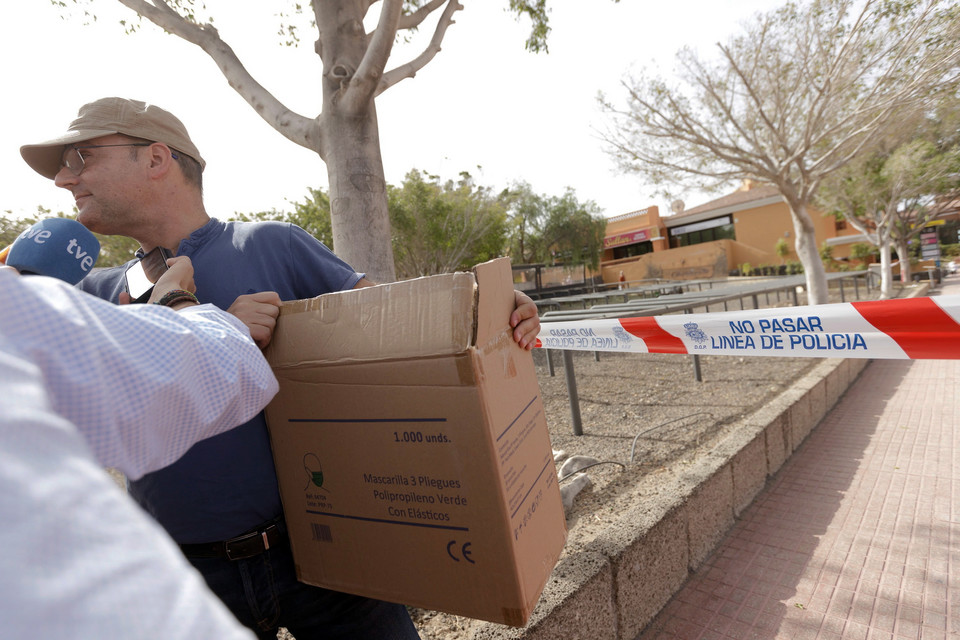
[186,529,420,640]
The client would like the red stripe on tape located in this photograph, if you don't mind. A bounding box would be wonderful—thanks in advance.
[852,297,960,359]
[619,316,688,354]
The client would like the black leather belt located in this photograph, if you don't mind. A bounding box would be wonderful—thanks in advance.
[179,521,284,561]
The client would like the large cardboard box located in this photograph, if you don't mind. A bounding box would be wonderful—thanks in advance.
[263,258,566,626]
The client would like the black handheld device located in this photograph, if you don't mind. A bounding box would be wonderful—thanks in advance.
[124,246,172,303]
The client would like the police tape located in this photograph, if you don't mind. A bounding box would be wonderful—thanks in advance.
[534,295,960,360]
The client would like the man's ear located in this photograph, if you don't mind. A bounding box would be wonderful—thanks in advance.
[147,142,177,177]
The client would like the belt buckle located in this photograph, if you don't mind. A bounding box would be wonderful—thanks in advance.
[223,531,262,561]
[224,527,272,561]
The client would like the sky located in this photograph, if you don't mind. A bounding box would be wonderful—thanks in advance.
[0,1,774,224]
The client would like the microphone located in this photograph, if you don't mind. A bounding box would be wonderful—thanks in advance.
[5,218,101,284]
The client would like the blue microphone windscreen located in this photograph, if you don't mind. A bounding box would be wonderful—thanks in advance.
[6,218,101,285]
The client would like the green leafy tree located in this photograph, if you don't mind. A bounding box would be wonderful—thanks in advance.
[850,243,878,266]
[600,0,960,304]
[774,237,789,265]
[387,170,507,279]
[540,190,606,270]
[91,229,142,268]
[817,110,960,297]
[888,96,960,282]
[52,0,618,283]
[503,182,548,266]
[233,176,506,280]
[819,243,834,270]
[0,213,29,249]
[503,182,606,269]
[232,188,334,249]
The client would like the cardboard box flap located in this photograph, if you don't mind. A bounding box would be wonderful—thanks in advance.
[267,272,477,367]
[472,258,516,347]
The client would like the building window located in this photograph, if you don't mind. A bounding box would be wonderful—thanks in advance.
[669,220,735,248]
[613,241,653,260]
[835,219,847,231]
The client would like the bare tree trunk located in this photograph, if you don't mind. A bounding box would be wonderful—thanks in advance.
[312,0,399,283]
[878,242,893,299]
[896,238,912,284]
[321,104,396,282]
[786,200,829,305]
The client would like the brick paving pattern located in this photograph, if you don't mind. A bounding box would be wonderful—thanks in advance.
[637,278,960,640]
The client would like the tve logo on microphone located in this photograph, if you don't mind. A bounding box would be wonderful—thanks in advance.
[7,218,101,284]
[17,224,97,271]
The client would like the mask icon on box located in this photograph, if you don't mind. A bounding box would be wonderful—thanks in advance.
[303,453,326,491]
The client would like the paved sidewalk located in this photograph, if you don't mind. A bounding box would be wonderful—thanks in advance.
[637,277,960,640]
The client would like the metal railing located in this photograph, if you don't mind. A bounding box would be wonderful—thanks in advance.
[538,271,878,435]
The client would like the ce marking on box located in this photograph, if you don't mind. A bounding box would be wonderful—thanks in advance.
[447,540,474,564]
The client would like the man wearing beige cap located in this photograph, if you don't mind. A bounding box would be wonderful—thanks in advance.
[21,97,542,640]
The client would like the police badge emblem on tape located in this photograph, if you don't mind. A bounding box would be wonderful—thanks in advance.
[537,296,960,360]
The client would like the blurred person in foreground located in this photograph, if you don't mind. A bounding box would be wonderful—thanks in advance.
[0,255,278,639]
[22,97,542,639]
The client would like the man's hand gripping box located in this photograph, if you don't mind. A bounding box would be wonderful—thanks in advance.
[263,258,566,626]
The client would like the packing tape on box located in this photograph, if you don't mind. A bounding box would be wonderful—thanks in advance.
[534,295,960,360]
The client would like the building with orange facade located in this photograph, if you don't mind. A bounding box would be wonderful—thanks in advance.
[600,181,865,284]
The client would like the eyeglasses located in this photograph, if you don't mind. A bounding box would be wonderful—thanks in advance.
[60,143,153,176]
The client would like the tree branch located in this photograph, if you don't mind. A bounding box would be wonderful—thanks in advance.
[802,1,953,177]
[339,0,403,113]
[716,39,791,162]
[842,214,879,245]
[377,0,462,96]
[114,0,323,157]
[398,0,447,29]
[627,79,774,179]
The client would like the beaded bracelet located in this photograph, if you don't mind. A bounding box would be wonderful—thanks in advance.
[153,289,199,308]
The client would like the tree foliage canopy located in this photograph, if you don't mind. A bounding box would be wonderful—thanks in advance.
[228,173,605,278]
[504,183,606,270]
[387,170,507,279]
[232,188,334,249]
[815,89,960,295]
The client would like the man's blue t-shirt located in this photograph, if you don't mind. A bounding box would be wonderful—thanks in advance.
[78,218,363,543]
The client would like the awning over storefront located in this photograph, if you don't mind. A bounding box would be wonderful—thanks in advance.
[824,233,869,246]
[603,228,657,249]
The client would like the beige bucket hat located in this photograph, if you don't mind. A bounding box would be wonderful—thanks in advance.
[21,97,205,179]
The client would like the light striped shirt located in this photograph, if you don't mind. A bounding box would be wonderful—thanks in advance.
[1,268,276,639]
[1,267,278,479]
